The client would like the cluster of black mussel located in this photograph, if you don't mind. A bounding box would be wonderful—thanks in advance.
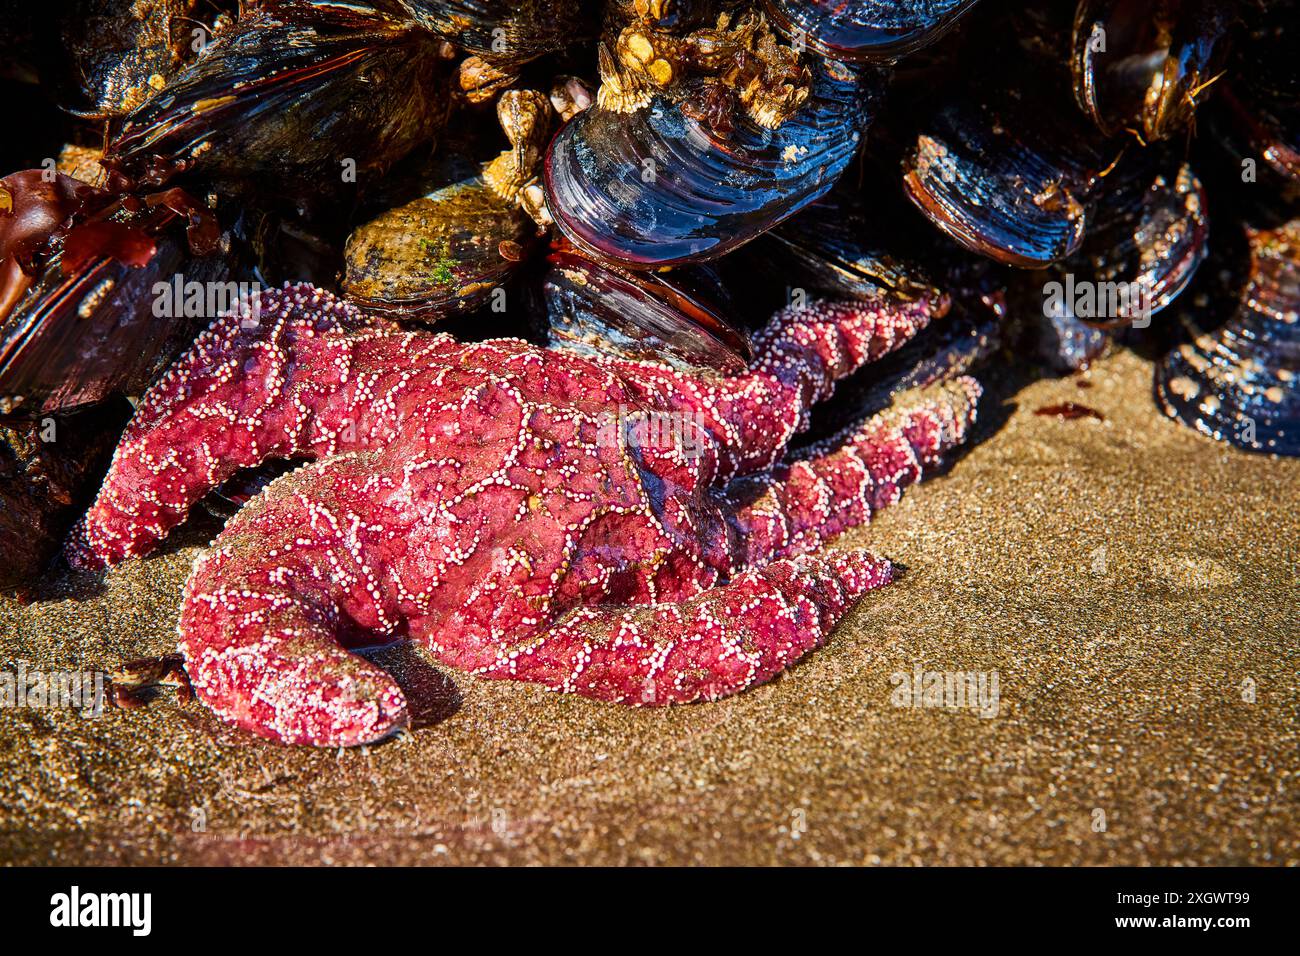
[1,0,1297,593]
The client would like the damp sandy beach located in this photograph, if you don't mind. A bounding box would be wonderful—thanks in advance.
[2,349,1296,866]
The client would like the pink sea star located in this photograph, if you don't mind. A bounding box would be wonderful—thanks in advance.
[69,283,981,746]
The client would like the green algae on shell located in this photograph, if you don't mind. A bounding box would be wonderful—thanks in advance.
[342,176,534,319]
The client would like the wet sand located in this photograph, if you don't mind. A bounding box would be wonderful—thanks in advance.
[1,349,1296,865]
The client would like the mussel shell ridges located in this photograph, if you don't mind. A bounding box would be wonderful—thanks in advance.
[1155,221,1300,456]
[1057,159,1209,331]
[544,57,877,269]
[57,0,192,117]
[106,3,446,197]
[543,246,750,375]
[902,93,1101,268]
[811,305,999,437]
[746,195,943,304]
[763,0,982,63]
[398,0,587,64]
[342,176,534,319]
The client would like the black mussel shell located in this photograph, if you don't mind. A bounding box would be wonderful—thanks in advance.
[1028,153,1207,367]
[237,207,348,289]
[0,198,232,415]
[1101,160,1208,318]
[1033,307,1112,372]
[343,175,534,320]
[821,305,1000,435]
[1055,156,1209,331]
[397,0,589,64]
[544,56,878,270]
[763,0,982,63]
[902,90,1108,268]
[543,244,750,375]
[1155,220,1300,455]
[1218,85,1300,190]
[56,0,192,117]
[745,193,942,305]
[1071,0,1233,142]
[106,3,447,198]
[1,398,131,591]
[1213,2,1299,190]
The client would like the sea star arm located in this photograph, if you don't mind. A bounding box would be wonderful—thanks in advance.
[725,377,983,566]
[177,454,410,747]
[468,549,892,704]
[621,295,945,483]
[67,286,396,568]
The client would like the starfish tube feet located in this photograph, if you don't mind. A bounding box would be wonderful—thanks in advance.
[472,549,892,705]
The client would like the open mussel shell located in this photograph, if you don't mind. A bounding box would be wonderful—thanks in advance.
[1071,0,1232,143]
[343,176,534,319]
[763,0,982,63]
[106,3,446,198]
[544,57,877,269]
[543,244,750,375]
[1155,220,1300,456]
[0,199,231,415]
[397,0,588,65]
